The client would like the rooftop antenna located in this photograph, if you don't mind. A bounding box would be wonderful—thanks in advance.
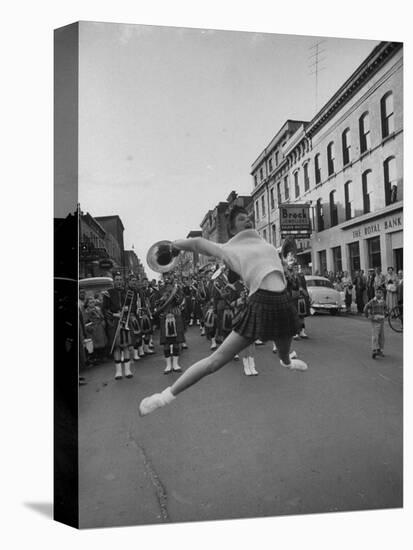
[308,39,327,113]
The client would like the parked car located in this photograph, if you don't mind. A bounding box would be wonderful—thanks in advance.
[304,275,345,315]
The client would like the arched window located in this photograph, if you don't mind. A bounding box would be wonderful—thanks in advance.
[314,153,321,184]
[316,198,324,231]
[303,162,310,191]
[362,170,373,214]
[327,142,335,175]
[294,170,300,198]
[255,200,260,220]
[381,92,394,138]
[344,181,353,220]
[342,128,351,165]
[261,195,266,217]
[330,190,338,227]
[359,112,371,153]
[384,156,397,205]
[270,187,275,210]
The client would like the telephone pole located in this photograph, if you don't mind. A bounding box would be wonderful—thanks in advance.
[308,40,327,113]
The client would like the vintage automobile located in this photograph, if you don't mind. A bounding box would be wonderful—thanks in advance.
[79,276,114,298]
[304,275,346,315]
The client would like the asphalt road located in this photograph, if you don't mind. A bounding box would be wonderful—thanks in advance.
[78,314,403,529]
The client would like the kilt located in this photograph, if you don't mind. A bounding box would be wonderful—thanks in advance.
[233,289,300,341]
[106,321,132,349]
[159,311,186,345]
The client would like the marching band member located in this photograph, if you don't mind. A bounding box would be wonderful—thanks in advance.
[126,274,143,362]
[137,279,155,356]
[156,276,185,374]
[139,206,308,416]
[102,272,133,380]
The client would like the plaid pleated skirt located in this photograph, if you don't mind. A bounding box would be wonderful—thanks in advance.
[233,289,300,341]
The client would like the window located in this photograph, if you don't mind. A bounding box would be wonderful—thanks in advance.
[359,112,371,153]
[316,198,324,231]
[268,157,273,173]
[342,128,351,165]
[362,170,373,214]
[263,229,267,241]
[314,154,321,184]
[271,224,276,245]
[318,250,327,274]
[381,92,394,138]
[255,200,259,220]
[303,162,310,191]
[270,187,275,210]
[327,142,335,176]
[261,195,266,217]
[384,156,398,205]
[348,242,361,274]
[294,170,300,198]
[367,236,381,269]
[332,246,342,273]
[330,190,338,227]
[260,168,264,181]
[344,181,353,220]
[254,174,257,187]
[277,181,281,204]
[275,151,279,166]
[284,176,289,200]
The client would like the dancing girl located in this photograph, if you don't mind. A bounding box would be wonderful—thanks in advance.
[139,206,308,416]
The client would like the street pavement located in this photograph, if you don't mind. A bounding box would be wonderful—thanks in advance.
[78,313,403,529]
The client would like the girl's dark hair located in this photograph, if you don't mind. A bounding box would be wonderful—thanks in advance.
[227,205,248,232]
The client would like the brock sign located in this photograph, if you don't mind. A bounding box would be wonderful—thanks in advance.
[279,204,312,232]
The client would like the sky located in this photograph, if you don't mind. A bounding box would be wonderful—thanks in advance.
[78,22,379,278]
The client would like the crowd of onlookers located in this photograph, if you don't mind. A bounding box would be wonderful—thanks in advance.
[314,266,403,314]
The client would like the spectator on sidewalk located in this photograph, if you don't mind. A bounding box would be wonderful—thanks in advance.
[366,268,376,301]
[353,270,366,313]
[385,267,399,311]
[374,267,386,296]
[341,271,353,313]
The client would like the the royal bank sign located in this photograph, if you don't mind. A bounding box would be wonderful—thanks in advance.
[279,204,312,235]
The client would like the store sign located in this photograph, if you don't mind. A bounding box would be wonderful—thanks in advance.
[351,213,403,240]
[279,204,312,232]
[99,259,114,269]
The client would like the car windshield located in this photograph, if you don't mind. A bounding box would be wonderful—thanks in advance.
[306,279,334,289]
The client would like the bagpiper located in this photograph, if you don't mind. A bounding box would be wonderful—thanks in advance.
[155,275,186,374]
[102,272,133,380]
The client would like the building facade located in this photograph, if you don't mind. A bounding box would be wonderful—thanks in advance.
[251,120,308,247]
[199,191,253,266]
[251,41,403,276]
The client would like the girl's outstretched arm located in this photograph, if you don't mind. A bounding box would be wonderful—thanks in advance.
[173,237,226,261]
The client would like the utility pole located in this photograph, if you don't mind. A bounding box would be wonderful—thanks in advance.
[308,40,326,113]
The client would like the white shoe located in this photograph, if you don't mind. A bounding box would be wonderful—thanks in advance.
[289,350,298,359]
[138,346,145,357]
[196,320,200,326]
[124,361,133,378]
[255,339,264,345]
[243,358,253,376]
[164,356,172,374]
[181,342,188,349]
[200,327,206,336]
[299,329,308,339]
[293,334,300,340]
[115,363,123,380]
[272,344,277,353]
[133,349,140,361]
[172,356,182,372]
[144,344,154,355]
[233,354,240,361]
[280,358,308,371]
[210,339,217,350]
[248,357,258,375]
[189,319,194,326]
[139,387,175,416]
